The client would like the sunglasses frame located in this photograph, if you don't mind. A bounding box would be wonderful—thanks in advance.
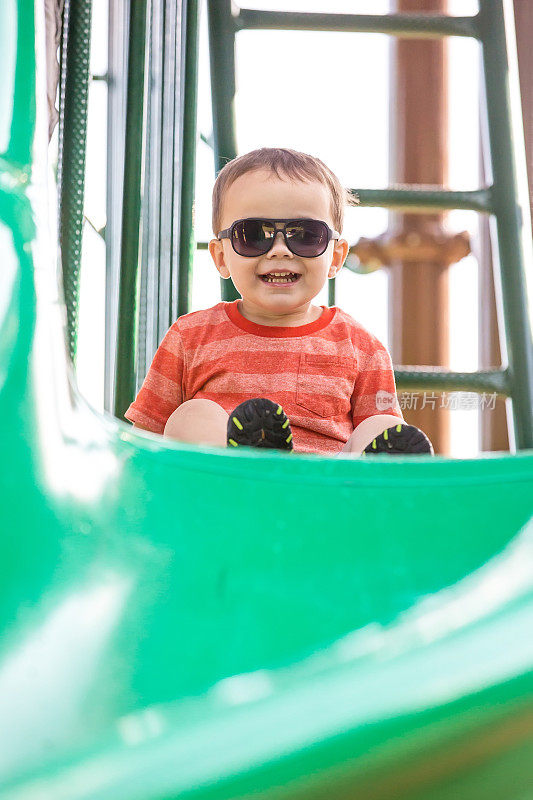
[217,218,341,258]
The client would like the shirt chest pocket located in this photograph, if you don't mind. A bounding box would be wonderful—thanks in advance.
[295,353,355,418]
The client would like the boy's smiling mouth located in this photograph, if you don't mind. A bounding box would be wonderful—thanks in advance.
[259,270,301,285]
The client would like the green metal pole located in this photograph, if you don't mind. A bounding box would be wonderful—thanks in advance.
[328,276,336,307]
[177,0,200,319]
[57,0,93,364]
[478,0,533,449]
[207,0,239,302]
[4,0,34,171]
[114,0,148,421]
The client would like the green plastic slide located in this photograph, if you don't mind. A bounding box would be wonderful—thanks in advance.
[0,2,532,798]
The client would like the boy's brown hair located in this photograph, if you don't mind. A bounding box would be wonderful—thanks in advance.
[212,147,359,236]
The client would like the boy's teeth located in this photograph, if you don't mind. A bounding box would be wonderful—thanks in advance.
[262,272,299,282]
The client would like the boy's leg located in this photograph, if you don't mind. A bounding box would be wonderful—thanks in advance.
[339,414,408,455]
[164,399,229,447]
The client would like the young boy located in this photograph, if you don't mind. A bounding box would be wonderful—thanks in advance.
[125,147,433,457]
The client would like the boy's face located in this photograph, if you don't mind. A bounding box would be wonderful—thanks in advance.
[209,169,349,325]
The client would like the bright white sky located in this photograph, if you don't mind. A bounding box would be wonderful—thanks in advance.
[78,0,488,456]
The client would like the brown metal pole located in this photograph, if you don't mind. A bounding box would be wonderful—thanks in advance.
[389,0,451,454]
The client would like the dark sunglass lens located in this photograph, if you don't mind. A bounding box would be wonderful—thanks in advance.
[233,220,274,256]
[286,220,328,256]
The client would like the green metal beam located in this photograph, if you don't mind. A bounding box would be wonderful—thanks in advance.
[353,187,493,213]
[395,367,510,395]
[234,9,479,39]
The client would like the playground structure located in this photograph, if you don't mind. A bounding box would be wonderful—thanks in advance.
[0,1,532,798]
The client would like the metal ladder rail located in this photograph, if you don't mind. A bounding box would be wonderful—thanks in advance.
[57,0,93,366]
[205,0,533,449]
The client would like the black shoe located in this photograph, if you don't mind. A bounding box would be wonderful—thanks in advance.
[227,398,293,451]
[363,422,434,455]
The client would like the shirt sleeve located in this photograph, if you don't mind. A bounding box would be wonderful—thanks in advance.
[351,343,404,429]
[124,323,185,434]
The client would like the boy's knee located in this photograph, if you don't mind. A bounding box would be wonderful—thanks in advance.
[177,399,228,419]
[164,398,229,445]
[340,413,404,455]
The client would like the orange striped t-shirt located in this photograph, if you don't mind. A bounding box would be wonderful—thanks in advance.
[125,299,403,455]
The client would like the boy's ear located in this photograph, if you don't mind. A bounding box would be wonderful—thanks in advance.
[329,238,349,277]
[209,238,231,279]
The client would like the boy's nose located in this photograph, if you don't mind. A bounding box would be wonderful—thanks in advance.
[266,231,293,258]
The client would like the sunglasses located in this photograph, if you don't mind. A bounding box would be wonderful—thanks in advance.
[217,218,340,258]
